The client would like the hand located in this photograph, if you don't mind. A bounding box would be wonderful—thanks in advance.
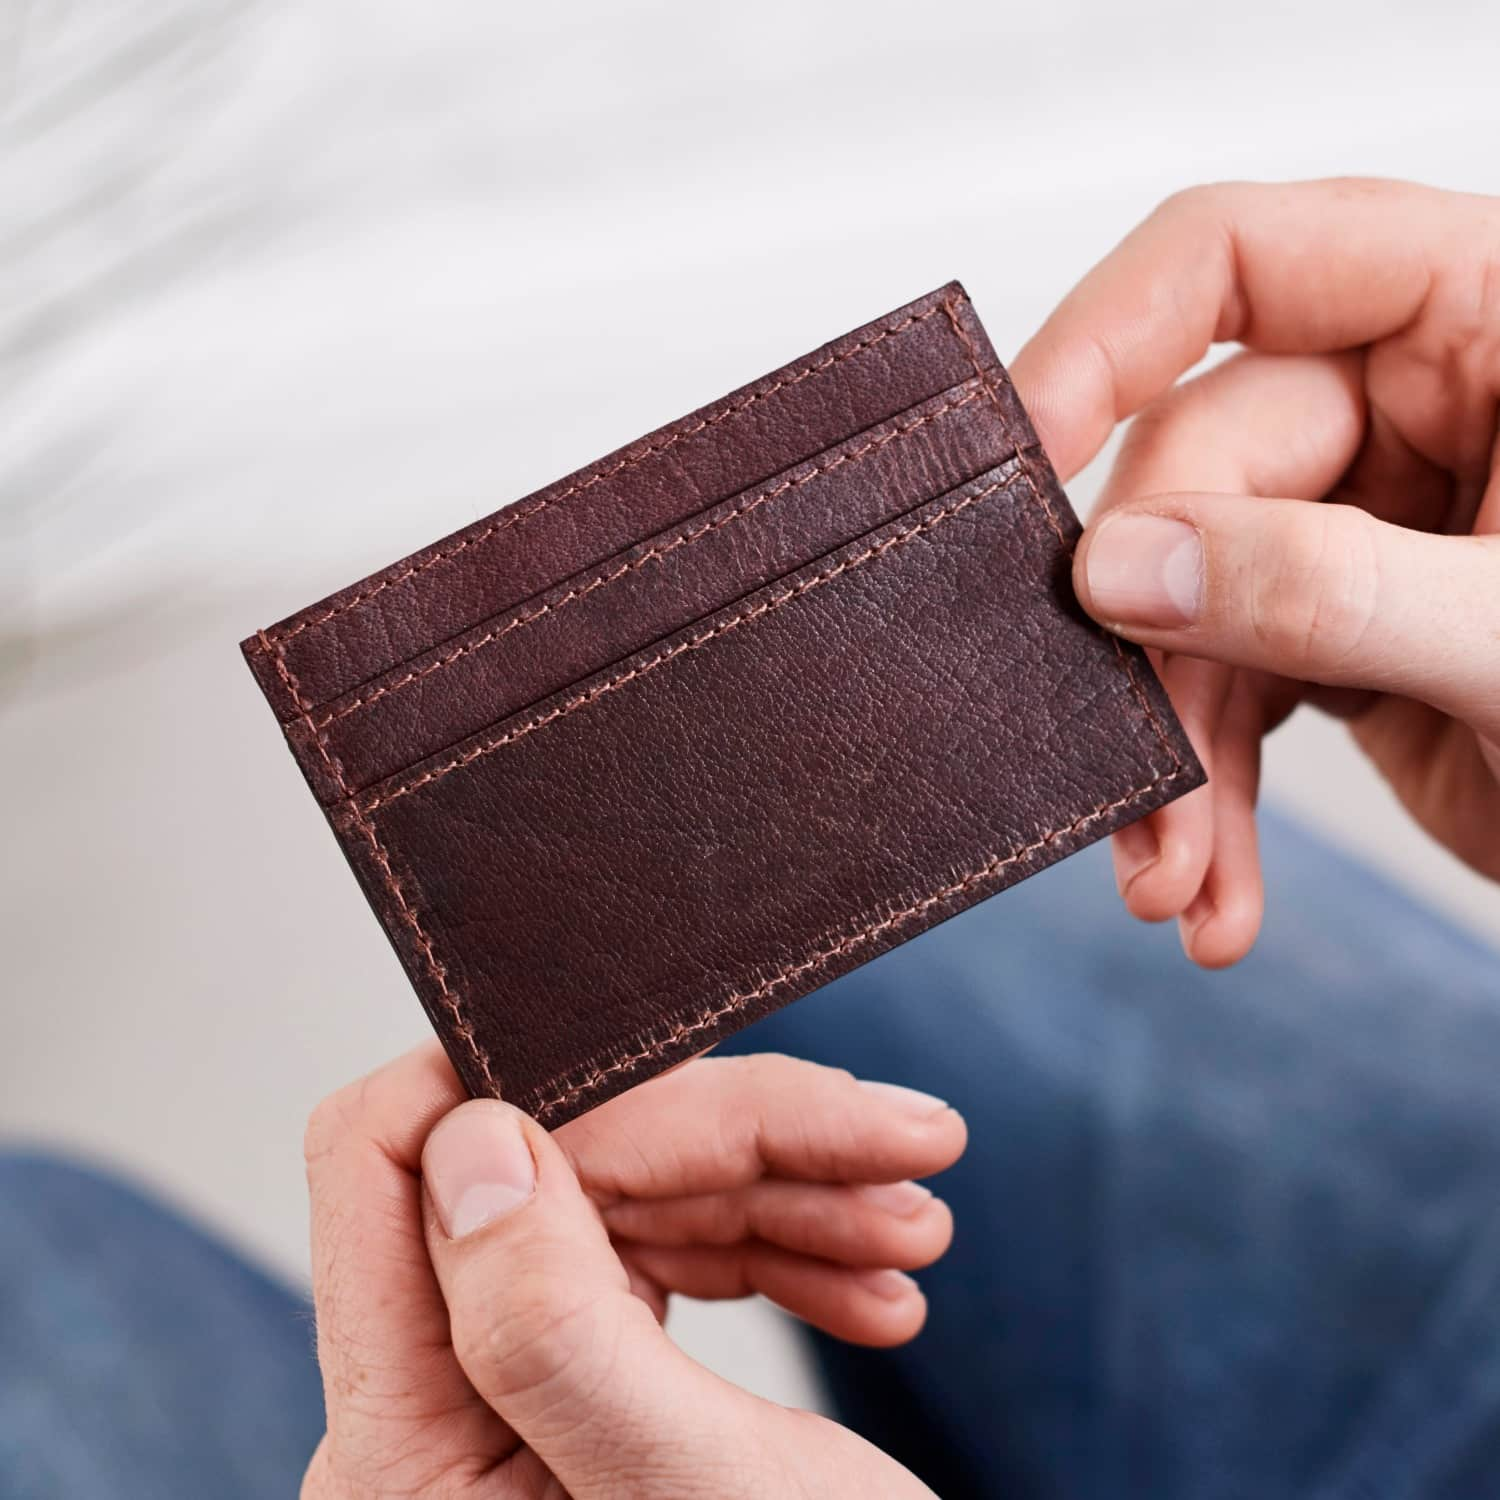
[1012,178,1500,967]
[299,1044,965,1498]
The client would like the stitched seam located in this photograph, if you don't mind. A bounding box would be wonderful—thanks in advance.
[528,306,1190,1116]
[1104,626,1181,764]
[533,764,1185,1117]
[282,292,1185,1111]
[940,297,1183,775]
[358,470,1018,815]
[256,631,498,1097]
[265,304,947,651]
[312,385,986,730]
[941,297,1066,551]
[1014,453,1183,770]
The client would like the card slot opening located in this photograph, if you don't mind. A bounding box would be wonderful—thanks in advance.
[262,288,974,693]
[309,374,1009,742]
[344,456,1035,810]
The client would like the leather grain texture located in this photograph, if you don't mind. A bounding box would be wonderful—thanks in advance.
[243,283,1204,1126]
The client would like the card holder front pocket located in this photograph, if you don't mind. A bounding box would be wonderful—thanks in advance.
[334,460,1191,1123]
[291,378,1018,798]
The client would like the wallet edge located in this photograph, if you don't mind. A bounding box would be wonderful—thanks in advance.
[238,283,1206,1129]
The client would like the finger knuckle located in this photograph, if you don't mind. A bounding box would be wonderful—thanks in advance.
[455,1277,612,1405]
[729,1052,855,1100]
[1461,241,1500,394]
[1112,376,1212,478]
[302,1073,381,1174]
[703,1190,754,1244]
[726,1051,795,1090]
[723,1056,859,1177]
[1114,397,1177,468]
[1151,184,1207,225]
[457,1282,646,1452]
[1248,504,1379,675]
[303,1092,351,1172]
[1151,180,1240,228]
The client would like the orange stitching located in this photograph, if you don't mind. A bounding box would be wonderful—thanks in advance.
[358,468,1020,815]
[1014,455,1182,772]
[256,630,499,1097]
[532,763,1185,1117]
[313,385,985,730]
[343,815,498,1097]
[265,304,947,650]
[940,297,1066,546]
[529,312,1189,1117]
[940,297,1183,776]
[268,291,1186,1113]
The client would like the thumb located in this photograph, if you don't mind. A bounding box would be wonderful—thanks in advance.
[420,1099,768,1498]
[1074,495,1500,734]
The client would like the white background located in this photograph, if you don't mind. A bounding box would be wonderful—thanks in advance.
[3,0,1498,1406]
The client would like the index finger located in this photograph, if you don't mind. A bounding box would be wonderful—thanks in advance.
[1010,177,1480,480]
[558,1054,965,1202]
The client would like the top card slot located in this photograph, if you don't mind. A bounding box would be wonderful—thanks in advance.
[294,377,1027,798]
[259,285,982,712]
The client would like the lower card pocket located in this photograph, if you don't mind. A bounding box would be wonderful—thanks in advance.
[334,458,1185,1123]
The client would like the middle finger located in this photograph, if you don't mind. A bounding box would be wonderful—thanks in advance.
[1088,349,1365,938]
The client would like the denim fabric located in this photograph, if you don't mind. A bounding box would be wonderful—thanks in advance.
[4,808,1499,1499]
[721,808,1500,1500]
[0,1157,324,1500]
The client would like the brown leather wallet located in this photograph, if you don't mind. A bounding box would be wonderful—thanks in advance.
[243,283,1203,1126]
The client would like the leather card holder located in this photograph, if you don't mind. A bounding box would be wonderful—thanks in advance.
[242,282,1204,1126]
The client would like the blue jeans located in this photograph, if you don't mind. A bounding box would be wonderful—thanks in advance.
[0,1157,325,1499]
[6,810,1500,1498]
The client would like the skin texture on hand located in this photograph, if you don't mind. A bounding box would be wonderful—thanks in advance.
[300,1043,965,1498]
[1012,178,1500,968]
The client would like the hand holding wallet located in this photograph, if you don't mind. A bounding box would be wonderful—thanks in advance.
[244,283,1202,1126]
